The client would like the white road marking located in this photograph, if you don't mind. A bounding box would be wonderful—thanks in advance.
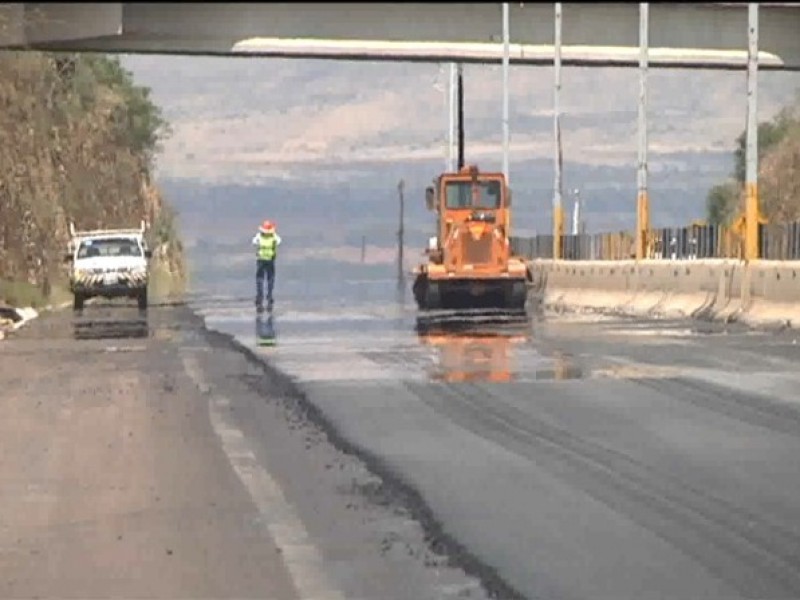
[181,352,346,600]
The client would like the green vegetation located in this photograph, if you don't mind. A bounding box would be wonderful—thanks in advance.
[732,112,796,185]
[706,180,740,227]
[0,51,185,307]
[707,98,800,225]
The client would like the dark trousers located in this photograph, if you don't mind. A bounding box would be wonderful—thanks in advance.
[255,259,276,306]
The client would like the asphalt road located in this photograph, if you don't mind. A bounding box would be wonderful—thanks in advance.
[199,299,800,600]
[0,302,490,600]
[7,296,800,600]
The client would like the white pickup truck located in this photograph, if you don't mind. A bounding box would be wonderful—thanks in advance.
[64,222,152,311]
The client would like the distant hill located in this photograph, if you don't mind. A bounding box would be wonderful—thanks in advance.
[123,55,800,235]
[164,149,730,258]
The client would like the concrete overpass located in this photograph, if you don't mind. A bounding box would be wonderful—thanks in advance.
[1,3,800,69]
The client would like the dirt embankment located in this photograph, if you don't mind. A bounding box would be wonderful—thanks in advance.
[0,51,186,309]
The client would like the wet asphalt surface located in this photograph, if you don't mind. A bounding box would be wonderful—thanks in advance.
[197,294,800,600]
[6,295,800,600]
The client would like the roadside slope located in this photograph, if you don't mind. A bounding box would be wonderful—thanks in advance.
[0,52,185,310]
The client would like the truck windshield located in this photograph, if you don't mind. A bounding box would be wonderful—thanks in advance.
[77,238,142,259]
[444,181,502,209]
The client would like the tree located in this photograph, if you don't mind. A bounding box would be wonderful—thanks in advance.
[733,109,796,184]
[705,101,800,226]
[72,54,171,163]
[706,180,740,226]
[759,122,800,222]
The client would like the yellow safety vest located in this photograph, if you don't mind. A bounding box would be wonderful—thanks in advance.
[257,233,277,260]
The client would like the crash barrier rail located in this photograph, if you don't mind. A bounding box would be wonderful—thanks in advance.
[511,221,800,261]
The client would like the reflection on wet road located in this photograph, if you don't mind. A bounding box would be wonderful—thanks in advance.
[66,300,190,342]
[255,313,277,346]
[419,312,528,384]
[419,328,524,383]
[195,299,572,384]
[415,311,584,383]
[72,306,150,340]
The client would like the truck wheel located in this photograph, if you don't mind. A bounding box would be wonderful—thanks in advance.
[73,293,84,311]
[137,287,148,311]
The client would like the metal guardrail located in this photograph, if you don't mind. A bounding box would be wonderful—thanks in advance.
[511,221,800,261]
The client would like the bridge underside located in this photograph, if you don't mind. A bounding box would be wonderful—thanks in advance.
[0,3,799,69]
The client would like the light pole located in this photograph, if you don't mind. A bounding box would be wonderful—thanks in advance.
[635,2,650,260]
[552,2,564,260]
[448,63,456,172]
[502,2,510,183]
[397,179,405,286]
[744,3,759,261]
[434,64,449,172]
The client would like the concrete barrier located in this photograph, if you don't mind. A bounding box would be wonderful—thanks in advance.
[529,259,800,328]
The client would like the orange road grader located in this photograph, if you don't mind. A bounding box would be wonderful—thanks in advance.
[412,164,530,311]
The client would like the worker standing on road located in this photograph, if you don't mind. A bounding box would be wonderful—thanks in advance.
[252,220,282,312]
